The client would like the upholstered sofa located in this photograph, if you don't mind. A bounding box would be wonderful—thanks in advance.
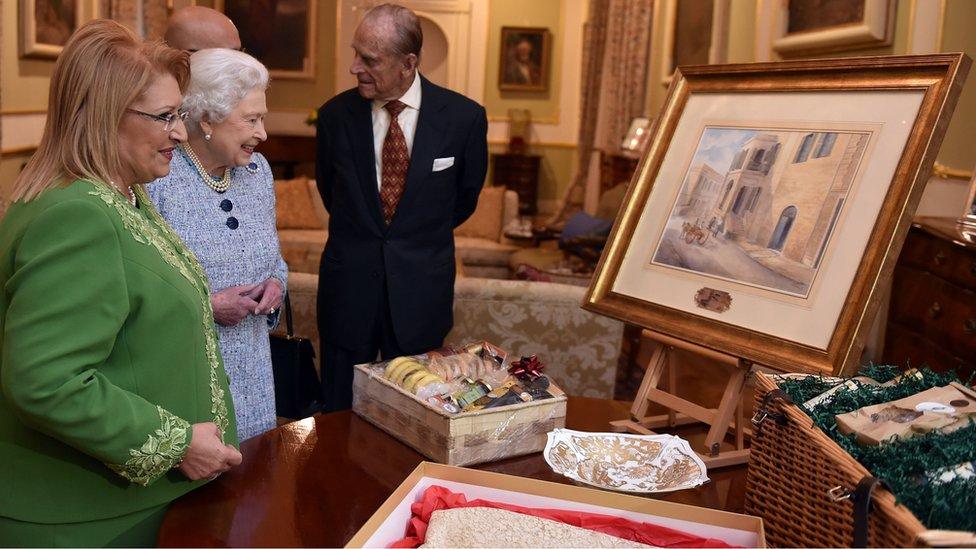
[274,178,521,278]
[276,272,623,398]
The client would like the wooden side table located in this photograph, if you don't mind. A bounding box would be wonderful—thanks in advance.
[599,149,640,193]
[492,153,541,215]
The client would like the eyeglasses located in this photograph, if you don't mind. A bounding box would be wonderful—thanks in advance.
[127,108,188,131]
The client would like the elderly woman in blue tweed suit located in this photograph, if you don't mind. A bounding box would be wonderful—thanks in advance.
[148,49,286,440]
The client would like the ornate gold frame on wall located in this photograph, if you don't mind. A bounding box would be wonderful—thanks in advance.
[497,26,552,93]
[19,0,83,59]
[584,54,970,376]
[216,0,317,80]
[773,0,896,57]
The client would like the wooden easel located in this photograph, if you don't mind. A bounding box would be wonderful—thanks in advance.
[611,329,753,469]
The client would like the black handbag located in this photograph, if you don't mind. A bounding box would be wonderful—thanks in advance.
[270,293,321,419]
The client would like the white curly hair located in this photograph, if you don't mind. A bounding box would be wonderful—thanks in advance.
[182,48,269,128]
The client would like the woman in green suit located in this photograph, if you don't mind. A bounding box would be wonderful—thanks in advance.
[0,20,241,546]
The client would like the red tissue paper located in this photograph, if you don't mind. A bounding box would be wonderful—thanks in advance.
[389,485,741,548]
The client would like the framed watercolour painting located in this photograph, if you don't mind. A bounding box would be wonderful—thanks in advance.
[498,27,551,92]
[584,54,970,376]
[218,0,316,79]
[19,0,82,58]
[772,0,895,56]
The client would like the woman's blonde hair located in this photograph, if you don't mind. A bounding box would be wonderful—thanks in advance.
[11,19,190,201]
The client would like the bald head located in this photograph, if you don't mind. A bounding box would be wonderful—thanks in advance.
[165,6,241,52]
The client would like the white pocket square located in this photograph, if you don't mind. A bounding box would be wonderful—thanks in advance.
[432,157,455,172]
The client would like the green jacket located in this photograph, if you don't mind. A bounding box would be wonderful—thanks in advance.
[0,179,237,523]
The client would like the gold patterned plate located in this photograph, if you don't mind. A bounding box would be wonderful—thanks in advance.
[543,428,708,494]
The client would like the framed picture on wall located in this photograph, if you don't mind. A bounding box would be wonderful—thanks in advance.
[773,0,895,56]
[19,0,83,58]
[584,54,969,376]
[217,0,316,79]
[659,0,729,85]
[498,27,551,92]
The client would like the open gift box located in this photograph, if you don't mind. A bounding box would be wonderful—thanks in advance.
[352,362,568,466]
[346,462,766,548]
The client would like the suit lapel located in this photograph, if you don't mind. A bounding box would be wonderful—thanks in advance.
[347,96,386,232]
[390,77,447,232]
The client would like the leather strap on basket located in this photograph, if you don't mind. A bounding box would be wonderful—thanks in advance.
[851,476,887,548]
[751,388,793,435]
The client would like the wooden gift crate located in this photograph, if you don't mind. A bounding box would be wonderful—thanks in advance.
[744,372,975,548]
[352,363,567,466]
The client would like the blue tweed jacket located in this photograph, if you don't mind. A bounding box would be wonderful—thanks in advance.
[147,148,287,440]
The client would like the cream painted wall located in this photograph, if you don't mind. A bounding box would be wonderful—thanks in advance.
[482,0,563,122]
[937,0,976,172]
[264,0,337,113]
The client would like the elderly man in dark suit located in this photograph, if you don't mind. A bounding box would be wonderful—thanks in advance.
[315,3,488,412]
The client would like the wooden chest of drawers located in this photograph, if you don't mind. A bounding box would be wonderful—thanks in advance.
[491,153,540,215]
[883,217,976,377]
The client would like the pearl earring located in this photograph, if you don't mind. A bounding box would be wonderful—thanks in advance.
[205,134,212,141]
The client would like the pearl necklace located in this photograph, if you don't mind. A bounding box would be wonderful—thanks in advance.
[110,181,137,207]
[182,143,231,193]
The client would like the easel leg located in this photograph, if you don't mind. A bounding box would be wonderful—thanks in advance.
[630,342,669,420]
[703,360,750,457]
[611,330,754,468]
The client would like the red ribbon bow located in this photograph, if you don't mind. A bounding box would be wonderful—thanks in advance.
[509,355,545,380]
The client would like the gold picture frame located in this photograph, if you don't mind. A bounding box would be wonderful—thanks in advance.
[19,0,83,59]
[584,54,970,376]
[217,0,316,80]
[773,0,895,57]
[498,26,551,92]
[658,0,729,86]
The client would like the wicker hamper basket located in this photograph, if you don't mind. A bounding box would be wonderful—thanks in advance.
[744,372,974,548]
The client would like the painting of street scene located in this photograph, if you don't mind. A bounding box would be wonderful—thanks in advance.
[651,125,872,298]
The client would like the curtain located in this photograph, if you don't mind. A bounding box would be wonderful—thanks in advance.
[547,0,653,226]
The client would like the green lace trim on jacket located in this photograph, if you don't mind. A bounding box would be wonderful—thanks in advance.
[108,406,190,486]
[87,183,230,438]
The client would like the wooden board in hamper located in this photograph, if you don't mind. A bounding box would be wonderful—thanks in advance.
[351,364,567,466]
[744,372,974,548]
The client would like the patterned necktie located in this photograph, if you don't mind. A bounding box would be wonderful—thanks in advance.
[380,100,409,225]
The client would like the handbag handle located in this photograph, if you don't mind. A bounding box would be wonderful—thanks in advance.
[282,292,295,338]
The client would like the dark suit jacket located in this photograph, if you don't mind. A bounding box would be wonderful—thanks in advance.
[315,76,488,351]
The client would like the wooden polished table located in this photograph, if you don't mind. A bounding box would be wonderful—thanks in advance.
[159,397,748,547]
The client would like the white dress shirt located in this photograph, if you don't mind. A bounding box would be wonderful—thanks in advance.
[372,72,422,192]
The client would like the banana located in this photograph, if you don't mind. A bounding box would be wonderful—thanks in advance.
[388,359,423,384]
[408,372,444,394]
[393,361,426,386]
[401,368,432,392]
[384,356,416,380]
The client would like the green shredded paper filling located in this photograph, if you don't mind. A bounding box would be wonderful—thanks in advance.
[777,364,976,532]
